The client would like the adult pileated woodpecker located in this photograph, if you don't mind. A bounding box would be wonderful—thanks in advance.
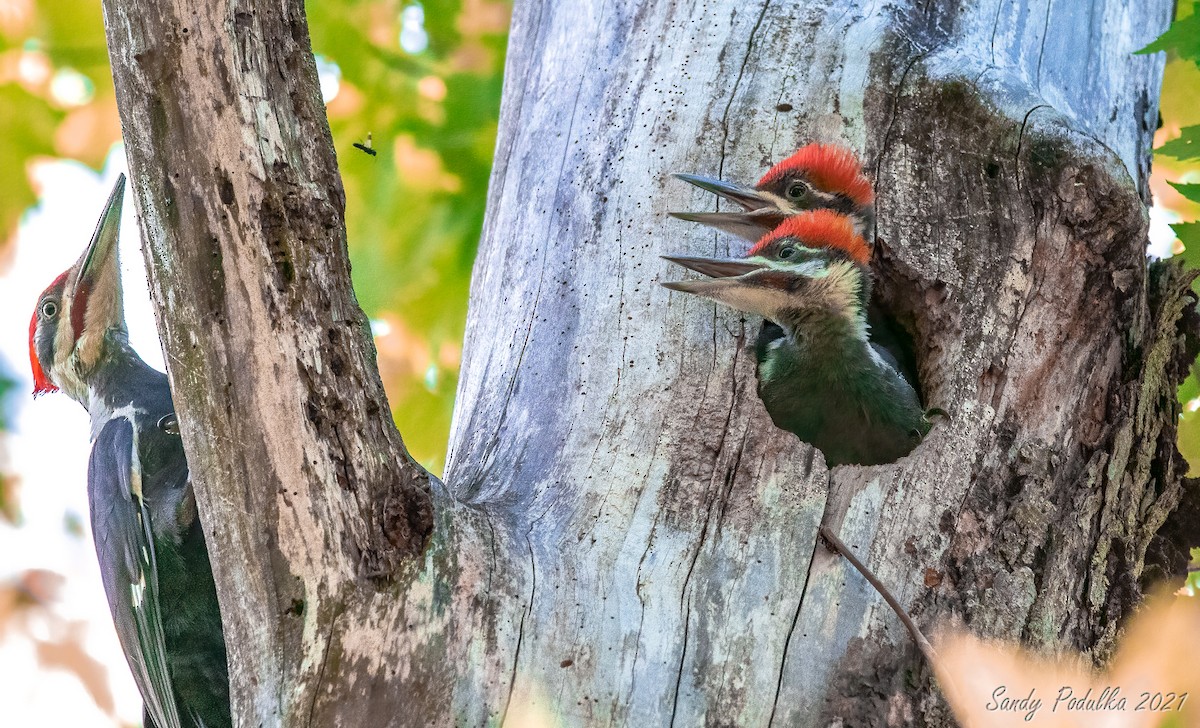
[663,211,929,467]
[671,143,919,389]
[671,143,876,241]
[29,175,230,728]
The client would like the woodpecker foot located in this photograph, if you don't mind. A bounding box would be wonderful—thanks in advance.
[158,413,180,436]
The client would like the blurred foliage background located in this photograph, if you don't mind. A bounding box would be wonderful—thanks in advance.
[1155,0,1200,600]
[1147,0,1200,470]
[0,0,1197,723]
[0,0,510,473]
[0,0,509,722]
[308,0,510,472]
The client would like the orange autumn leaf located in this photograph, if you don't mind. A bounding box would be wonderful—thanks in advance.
[933,593,1200,727]
[34,621,116,715]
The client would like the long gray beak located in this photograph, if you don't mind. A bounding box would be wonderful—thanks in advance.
[669,209,788,242]
[661,255,766,278]
[66,174,127,356]
[671,173,771,210]
[670,173,784,241]
[660,263,798,319]
[660,253,771,303]
[72,173,126,295]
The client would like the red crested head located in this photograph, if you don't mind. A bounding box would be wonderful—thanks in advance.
[28,175,128,402]
[29,271,69,397]
[748,209,871,266]
[756,144,874,207]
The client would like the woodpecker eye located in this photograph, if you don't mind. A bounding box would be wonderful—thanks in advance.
[778,246,797,260]
[40,300,58,319]
[786,181,808,200]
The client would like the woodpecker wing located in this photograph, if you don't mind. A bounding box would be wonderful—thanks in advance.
[89,416,184,728]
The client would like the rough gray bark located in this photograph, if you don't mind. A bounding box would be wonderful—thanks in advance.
[101,0,1195,726]
[100,0,434,722]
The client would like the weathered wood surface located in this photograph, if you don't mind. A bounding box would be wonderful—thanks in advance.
[101,0,1192,725]
[100,0,434,722]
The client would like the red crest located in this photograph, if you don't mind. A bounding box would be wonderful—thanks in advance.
[748,210,871,266]
[757,144,874,207]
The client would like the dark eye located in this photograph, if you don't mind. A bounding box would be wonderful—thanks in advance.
[786,181,807,200]
[40,300,58,318]
[778,246,796,260]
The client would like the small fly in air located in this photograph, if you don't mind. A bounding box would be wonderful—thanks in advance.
[354,132,377,157]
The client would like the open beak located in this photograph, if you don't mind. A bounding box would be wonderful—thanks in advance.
[661,258,800,320]
[66,174,127,363]
[661,253,790,318]
[671,174,771,210]
[661,254,766,278]
[669,173,786,241]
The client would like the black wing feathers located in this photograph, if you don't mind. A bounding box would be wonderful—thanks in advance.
[89,417,183,728]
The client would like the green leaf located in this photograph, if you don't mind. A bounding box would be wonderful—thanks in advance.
[1173,222,1200,271]
[1174,221,1200,247]
[1188,547,1200,592]
[1157,125,1200,160]
[1179,372,1199,406]
[0,366,13,432]
[1137,12,1200,64]
[1169,181,1200,203]
[1181,409,1200,475]
[0,85,63,240]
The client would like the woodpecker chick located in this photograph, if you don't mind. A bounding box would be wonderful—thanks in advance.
[663,213,929,467]
[672,147,921,389]
[671,143,876,241]
[666,206,914,380]
[29,175,230,728]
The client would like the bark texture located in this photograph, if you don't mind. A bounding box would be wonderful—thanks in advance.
[100,0,434,723]
[101,0,1195,726]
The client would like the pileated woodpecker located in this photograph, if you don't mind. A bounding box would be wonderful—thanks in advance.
[671,143,876,241]
[29,175,230,728]
[663,211,929,467]
[671,143,919,389]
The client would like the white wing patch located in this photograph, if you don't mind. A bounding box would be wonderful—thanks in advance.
[127,410,143,501]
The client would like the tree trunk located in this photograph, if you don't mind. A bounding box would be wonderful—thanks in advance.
[101,0,1194,726]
